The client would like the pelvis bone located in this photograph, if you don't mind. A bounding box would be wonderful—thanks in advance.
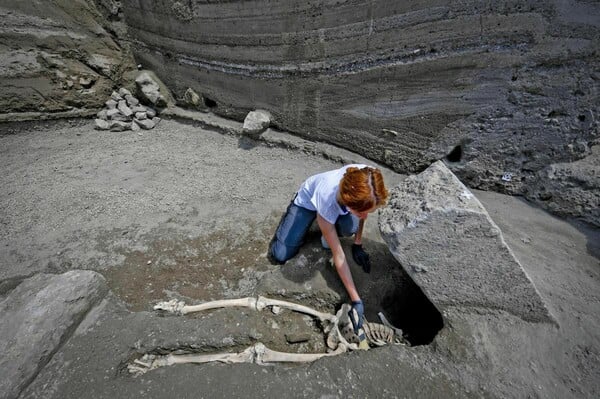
[127,296,405,375]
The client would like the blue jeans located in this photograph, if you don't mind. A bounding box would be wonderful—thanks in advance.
[269,199,359,263]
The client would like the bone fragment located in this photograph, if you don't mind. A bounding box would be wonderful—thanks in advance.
[271,305,282,315]
[377,311,404,338]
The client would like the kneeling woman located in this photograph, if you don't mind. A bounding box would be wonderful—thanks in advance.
[269,164,389,331]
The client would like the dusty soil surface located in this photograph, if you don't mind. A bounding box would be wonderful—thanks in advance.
[1,118,599,398]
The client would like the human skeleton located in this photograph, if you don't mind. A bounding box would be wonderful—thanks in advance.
[128,296,406,375]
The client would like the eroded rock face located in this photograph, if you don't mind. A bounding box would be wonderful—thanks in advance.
[121,0,599,225]
[379,161,553,323]
[0,1,135,121]
[0,270,108,399]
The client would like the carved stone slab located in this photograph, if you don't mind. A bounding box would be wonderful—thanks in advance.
[379,161,552,323]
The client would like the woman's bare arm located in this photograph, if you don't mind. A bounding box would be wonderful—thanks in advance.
[317,214,361,302]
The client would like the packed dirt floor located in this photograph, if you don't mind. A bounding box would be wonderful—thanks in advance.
[1,118,599,398]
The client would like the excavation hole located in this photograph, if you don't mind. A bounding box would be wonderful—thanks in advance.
[445,145,463,163]
[268,237,445,347]
[204,96,217,108]
[356,241,444,346]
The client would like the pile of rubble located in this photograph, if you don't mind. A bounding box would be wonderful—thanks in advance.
[94,87,160,132]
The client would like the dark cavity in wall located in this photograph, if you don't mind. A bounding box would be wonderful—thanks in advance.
[445,145,463,163]
[204,96,217,108]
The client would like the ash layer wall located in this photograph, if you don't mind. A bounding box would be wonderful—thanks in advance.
[122,0,599,226]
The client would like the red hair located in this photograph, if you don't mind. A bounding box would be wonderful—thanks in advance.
[339,167,388,212]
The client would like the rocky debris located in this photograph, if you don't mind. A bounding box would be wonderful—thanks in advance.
[243,110,272,137]
[171,1,194,21]
[0,4,135,121]
[379,161,553,323]
[135,71,167,108]
[529,144,600,227]
[0,270,108,399]
[183,87,204,110]
[94,88,161,131]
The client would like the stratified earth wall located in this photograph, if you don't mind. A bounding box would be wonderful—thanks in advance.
[122,0,599,225]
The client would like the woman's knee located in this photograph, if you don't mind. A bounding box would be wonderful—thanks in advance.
[269,239,296,264]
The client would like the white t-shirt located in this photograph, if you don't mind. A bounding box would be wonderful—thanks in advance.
[294,164,367,224]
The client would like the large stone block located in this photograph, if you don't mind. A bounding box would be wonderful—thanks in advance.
[379,161,552,323]
[0,270,108,399]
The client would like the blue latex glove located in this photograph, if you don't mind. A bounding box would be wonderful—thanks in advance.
[351,244,371,273]
[348,300,364,333]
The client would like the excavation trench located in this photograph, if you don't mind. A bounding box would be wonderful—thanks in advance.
[87,118,444,358]
[102,221,443,354]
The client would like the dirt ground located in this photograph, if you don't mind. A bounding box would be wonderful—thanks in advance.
[1,118,599,398]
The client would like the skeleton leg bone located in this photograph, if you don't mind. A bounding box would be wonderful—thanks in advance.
[128,342,349,375]
[130,296,374,375]
[255,296,337,324]
[154,297,258,315]
[256,342,349,364]
[154,296,337,325]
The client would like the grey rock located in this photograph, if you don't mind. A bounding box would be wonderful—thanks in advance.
[134,111,147,120]
[131,120,141,131]
[94,118,110,130]
[96,109,108,120]
[112,112,131,122]
[285,333,311,344]
[243,110,271,136]
[135,71,166,107]
[118,87,132,97]
[124,94,139,107]
[117,100,133,117]
[135,118,156,130]
[183,87,202,108]
[144,106,157,118]
[110,91,122,101]
[131,105,147,113]
[106,108,120,119]
[109,120,131,131]
[105,99,118,110]
[379,161,553,323]
[0,271,107,399]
